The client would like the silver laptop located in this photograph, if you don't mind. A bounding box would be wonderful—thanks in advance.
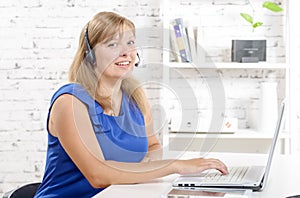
[172,102,285,191]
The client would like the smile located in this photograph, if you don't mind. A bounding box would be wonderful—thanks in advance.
[115,61,130,67]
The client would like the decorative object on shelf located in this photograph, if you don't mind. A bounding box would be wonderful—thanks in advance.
[221,117,238,133]
[231,39,266,63]
[240,0,283,32]
[258,81,278,133]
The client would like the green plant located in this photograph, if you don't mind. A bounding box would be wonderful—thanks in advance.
[240,1,283,31]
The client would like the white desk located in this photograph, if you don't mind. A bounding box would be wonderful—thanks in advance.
[93,152,300,198]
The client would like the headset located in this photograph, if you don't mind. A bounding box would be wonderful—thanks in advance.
[84,25,140,67]
[84,26,96,66]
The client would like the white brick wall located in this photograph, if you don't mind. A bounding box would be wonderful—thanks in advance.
[0,0,162,195]
[1,0,299,195]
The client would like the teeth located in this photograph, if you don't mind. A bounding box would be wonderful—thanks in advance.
[117,61,129,66]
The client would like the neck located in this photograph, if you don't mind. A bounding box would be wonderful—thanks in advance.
[98,78,122,97]
[98,78,123,116]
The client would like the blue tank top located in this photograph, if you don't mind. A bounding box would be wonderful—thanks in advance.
[35,83,148,198]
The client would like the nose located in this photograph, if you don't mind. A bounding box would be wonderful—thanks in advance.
[119,51,128,57]
[119,44,129,57]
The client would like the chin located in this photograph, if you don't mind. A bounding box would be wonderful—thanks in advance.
[115,70,134,80]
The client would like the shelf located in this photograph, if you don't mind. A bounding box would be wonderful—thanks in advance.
[168,130,290,154]
[164,62,289,69]
[169,129,290,139]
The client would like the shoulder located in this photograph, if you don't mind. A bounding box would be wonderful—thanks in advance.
[50,83,95,108]
[48,91,87,137]
[50,83,84,103]
[51,91,87,116]
[49,84,90,122]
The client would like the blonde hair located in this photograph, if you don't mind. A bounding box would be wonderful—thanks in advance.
[69,11,147,114]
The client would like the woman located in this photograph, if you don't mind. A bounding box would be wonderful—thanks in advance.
[35,11,228,197]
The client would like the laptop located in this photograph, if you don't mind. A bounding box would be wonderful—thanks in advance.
[172,102,285,191]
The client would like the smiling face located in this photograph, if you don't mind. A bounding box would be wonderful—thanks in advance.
[93,25,137,82]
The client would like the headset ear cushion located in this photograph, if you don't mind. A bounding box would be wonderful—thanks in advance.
[85,50,96,65]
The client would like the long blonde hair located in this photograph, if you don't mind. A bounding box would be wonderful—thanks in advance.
[69,11,147,114]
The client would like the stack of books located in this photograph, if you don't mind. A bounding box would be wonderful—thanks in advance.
[169,18,204,64]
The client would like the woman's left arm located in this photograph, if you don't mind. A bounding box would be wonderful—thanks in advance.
[143,100,163,162]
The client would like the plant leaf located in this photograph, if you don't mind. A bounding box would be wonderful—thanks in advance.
[253,22,263,28]
[240,13,253,24]
[263,1,283,12]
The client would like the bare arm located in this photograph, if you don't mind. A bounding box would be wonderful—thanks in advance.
[143,99,163,161]
[49,94,228,188]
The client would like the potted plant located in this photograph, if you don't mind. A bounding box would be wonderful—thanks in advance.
[240,1,283,32]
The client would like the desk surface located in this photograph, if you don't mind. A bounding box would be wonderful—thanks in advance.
[93,152,300,198]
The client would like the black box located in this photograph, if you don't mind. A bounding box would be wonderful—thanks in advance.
[231,40,266,63]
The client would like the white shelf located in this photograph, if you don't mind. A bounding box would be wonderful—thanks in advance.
[165,62,289,69]
[168,130,290,154]
[169,129,290,139]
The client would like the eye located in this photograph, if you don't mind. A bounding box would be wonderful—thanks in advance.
[128,40,135,46]
[107,42,117,48]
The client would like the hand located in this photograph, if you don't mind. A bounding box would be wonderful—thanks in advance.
[174,158,228,175]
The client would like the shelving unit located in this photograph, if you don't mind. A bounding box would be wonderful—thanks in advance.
[165,62,289,69]
[161,0,290,154]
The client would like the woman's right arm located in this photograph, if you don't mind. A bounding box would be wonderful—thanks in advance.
[49,94,228,188]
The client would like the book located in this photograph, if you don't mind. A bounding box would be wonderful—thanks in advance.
[186,26,197,64]
[165,188,249,198]
[170,18,192,63]
[169,24,181,62]
[173,24,189,62]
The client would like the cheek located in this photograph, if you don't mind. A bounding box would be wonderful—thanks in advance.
[95,51,118,71]
[130,51,137,60]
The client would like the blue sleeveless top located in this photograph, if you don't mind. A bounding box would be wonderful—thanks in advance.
[35,83,148,198]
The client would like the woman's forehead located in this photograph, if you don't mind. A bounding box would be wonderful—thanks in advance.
[106,25,135,41]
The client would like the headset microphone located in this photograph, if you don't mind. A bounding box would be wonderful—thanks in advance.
[135,53,140,67]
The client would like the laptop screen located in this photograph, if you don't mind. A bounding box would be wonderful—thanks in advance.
[260,102,285,190]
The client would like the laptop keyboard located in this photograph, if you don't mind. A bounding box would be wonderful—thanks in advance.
[203,166,249,183]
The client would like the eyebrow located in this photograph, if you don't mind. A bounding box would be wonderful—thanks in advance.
[104,34,135,43]
[128,35,135,39]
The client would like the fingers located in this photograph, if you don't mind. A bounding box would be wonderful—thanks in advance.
[188,158,228,175]
[178,158,228,175]
[202,158,228,175]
